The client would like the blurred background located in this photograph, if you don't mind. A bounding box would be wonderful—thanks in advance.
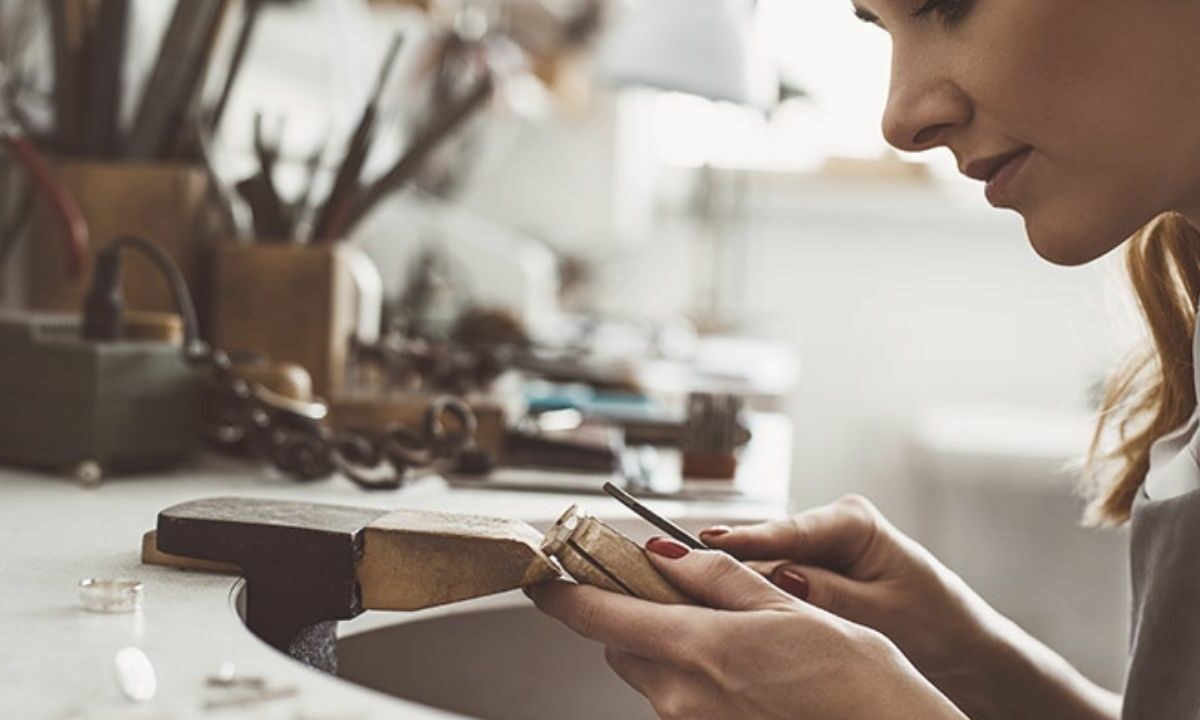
[0,0,1140,692]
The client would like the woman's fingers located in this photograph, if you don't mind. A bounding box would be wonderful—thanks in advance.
[527,580,692,661]
[745,559,789,578]
[643,538,800,612]
[768,563,872,620]
[701,494,884,573]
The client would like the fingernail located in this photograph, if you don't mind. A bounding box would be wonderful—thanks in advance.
[645,536,690,559]
[773,566,809,601]
[699,525,732,540]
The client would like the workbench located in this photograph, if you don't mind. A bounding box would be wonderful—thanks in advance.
[0,415,791,719]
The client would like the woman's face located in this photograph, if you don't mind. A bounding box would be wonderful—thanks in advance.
[854,0,1200,265]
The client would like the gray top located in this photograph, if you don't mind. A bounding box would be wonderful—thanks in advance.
[1122,487,1200,719]
[1122,307,1200,719]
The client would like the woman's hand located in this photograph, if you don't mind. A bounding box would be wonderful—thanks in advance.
[700,495,990,692]
[700,496,1120,720]
[528,536,967,720]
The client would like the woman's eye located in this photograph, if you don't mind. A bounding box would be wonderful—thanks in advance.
[911,0,973,27]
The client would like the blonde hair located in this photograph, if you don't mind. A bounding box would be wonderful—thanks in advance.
[1087,212,1200,525]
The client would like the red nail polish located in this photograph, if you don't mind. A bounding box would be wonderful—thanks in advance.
[646,536,690,559]
[774,566,809,601]
[699,525,731,540]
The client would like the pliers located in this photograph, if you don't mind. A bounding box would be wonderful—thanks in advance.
[1,126,88,278]
[0,57,88,278]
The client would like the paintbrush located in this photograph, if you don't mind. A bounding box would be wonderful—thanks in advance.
[208,0,264,135]
[312,33,405,243]
[327,73,493,240]
[125,0,229,159]
[84,0,129,156]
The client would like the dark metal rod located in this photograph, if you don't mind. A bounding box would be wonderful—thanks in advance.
[312,32,404,243]
[85,0,129,156]
[330,73,492,240]
[208,0,264,135]
[602,481,709,550]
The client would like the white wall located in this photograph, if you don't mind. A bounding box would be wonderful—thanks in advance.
[746,179,1126,513]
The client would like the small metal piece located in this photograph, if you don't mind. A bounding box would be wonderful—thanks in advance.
[542,505,690,604]
[203,684,299,710]
[212,660,237,684]
[295,711,368,720]
[207,661,267,689]
[79,578,143,613]
[74,461,103,487]
[113,647,157,702]
[602,482,709,550]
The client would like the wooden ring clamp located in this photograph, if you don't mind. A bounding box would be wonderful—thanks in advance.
[149,496,687,672]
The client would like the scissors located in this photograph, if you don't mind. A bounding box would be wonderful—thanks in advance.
[0,59,88,278]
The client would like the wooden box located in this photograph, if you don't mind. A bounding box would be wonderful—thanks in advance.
[211,244,360,397]
[28,161,211,317]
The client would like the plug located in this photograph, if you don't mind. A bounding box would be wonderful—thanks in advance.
[82,246,125,342]
[79,236,202,358]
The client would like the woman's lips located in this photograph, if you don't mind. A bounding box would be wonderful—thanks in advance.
[983,148,1033,208]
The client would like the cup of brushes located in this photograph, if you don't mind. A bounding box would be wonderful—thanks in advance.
[212,32,494,398]
[24,1,494,397]
[25,1,234,320]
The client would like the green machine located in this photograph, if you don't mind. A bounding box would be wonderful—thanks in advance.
[0,313,204,481]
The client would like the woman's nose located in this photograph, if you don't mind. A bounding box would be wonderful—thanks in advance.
[881,54,970,152]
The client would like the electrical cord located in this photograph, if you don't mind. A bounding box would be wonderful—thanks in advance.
[82,234,204,358]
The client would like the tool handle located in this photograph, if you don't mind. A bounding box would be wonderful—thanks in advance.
[4,135,88,277]
[329,75,493,240]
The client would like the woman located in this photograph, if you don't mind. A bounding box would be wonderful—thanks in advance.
[529,1,1200,717]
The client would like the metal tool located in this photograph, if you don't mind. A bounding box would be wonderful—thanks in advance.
[208,0,265,134]
[236,112,292,239]
[47,0,86,153]
[326,73,494,240]
[622,393,750,450]
[85,0,130,156]
[125,1,229,159]
[0,134,87,277]
[153,497,559,672]
[603,481,709,550]
[0,59,88,277]
[313,33,404,243]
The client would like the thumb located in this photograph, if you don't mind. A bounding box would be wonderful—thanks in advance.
[643,537,798,612]
[768,563,872,621]
[701,495,883,574]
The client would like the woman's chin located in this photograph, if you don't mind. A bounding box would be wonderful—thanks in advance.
[1027,236,1096,266]
[1024,216,1129,267]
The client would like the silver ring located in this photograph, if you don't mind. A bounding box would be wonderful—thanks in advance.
[79,579,143,613]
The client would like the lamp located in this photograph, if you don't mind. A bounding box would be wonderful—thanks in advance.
[595,0,777,108]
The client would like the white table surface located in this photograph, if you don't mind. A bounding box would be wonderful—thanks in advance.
[1,417,790,720]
